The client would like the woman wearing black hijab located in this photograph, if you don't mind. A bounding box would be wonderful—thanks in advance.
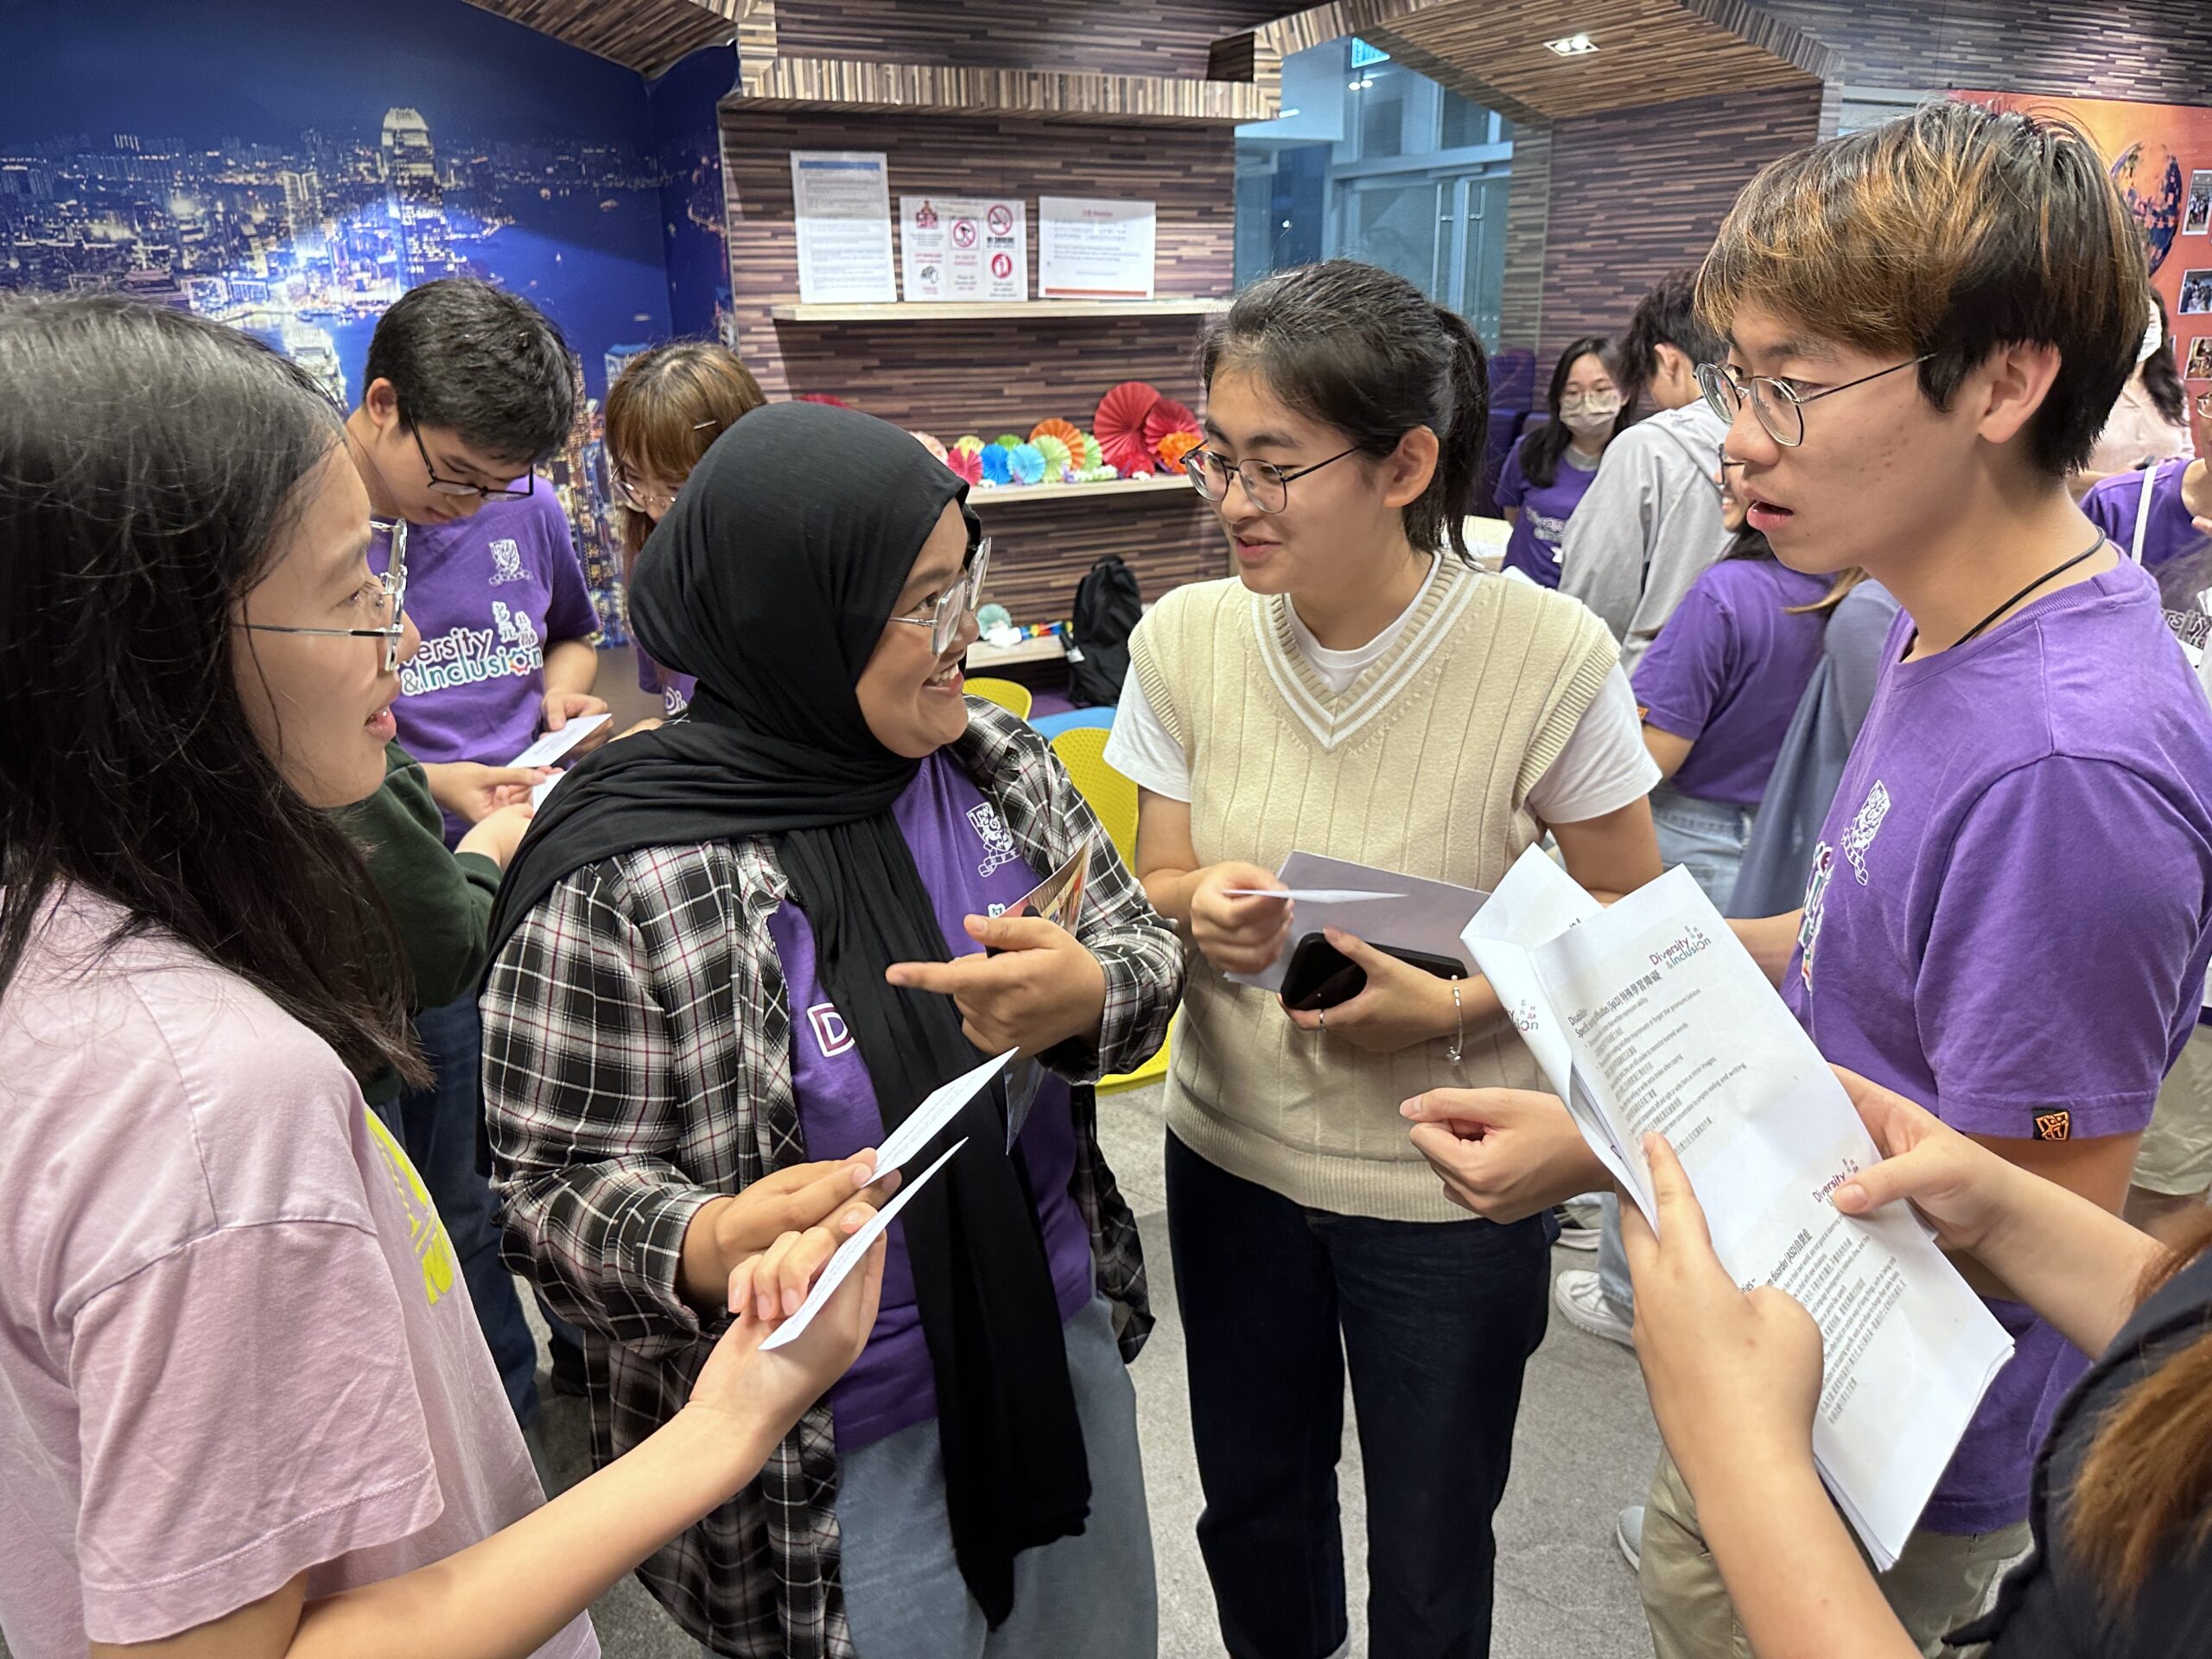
[481,400,1179,1659]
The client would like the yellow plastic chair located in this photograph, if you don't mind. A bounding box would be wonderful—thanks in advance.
[1049,727,1136,868]
[964,676,1033,721]
[1046,726,1169,1092]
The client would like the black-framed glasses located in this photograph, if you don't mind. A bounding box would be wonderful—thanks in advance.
[892,537,992,656]
[243,518,410,672]
[1697,355,1933,448]
[410,423,536,501]
[1184,444,1360,513]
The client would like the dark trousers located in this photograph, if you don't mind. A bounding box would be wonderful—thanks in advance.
[393,996,543,1427]
[1165,1129,1550,1659]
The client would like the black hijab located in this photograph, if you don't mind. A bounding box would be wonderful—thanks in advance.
[488,400,1089,1622]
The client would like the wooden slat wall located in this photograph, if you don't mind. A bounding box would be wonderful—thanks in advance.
[461,0,740,74]
[767,0,1292,80]
[1499,122,1553,352]
[732,58,1274,124]
[1744,1,2212,103]
[718,110,1236,620]
[1538,82,1825,360]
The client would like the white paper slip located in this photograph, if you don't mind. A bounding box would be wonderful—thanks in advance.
[506,712,610,770]
[1220,888,1408,904]
[1494,861,2013,1570]
[870,1048,1016,1183]
[762,1138,964,1351]
[530,772,566,810]
[1226,852,1487,994]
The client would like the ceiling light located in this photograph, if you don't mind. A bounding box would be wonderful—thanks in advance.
[1544,33,1598,55]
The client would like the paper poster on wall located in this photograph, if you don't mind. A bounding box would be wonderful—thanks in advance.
[900,195,1027,302]
[2190,170,2212,238]
[1038,196,1157,300]
[790,151,896,305]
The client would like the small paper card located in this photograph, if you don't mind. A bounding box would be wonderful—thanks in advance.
[761,1139,964,1351]
[869,1048,1016,1183]
[506,712,610,769]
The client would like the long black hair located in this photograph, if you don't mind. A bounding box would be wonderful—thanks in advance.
[0,296,422,1085]
[1200,259,1489,561]
[1519,334,1626,490]
[2143,289,2186,427]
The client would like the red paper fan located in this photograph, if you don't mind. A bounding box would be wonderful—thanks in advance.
[1142,395,1199,453]
[944,445,983,486]
[1094,381,1163,476]
[1029,416,1084,449]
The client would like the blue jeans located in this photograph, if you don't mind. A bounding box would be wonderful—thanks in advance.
[836,1293,1157,1659]
[1649,783,1758,914]
[1166,1130,1550,1659]
[396,996,542,1426]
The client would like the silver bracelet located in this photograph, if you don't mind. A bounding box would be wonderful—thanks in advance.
[1447,977,1465,1067]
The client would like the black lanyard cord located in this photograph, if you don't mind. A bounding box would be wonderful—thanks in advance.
[1955,533,2109,646]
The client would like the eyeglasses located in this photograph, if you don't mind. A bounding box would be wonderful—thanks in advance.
[243,518,410,672]
[892,537,992,656]
[411,424,536,501]
[1697,356,1933,448]
[1184,444,1360,514]
[612,468,677,518]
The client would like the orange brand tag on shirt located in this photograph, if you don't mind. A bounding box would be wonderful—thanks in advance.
[2033,1110,2071,1142]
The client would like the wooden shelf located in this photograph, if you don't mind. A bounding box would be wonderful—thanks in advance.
[769,298,1225,324]
[969,475,1193,506]
[726,56,1275,127]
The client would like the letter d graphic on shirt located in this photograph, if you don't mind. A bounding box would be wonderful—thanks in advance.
[808,1002,855,1059]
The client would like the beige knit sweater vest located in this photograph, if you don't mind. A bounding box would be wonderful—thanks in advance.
[1131,557,1618,1221]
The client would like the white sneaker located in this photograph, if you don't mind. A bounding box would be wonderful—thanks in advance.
[1616,1504,1643,1573]
[1554,1269,1634,1348]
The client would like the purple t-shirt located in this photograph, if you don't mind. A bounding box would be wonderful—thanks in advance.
[2082,458,2209,571]
[376,490,599,843]
[1493,431,1601,589]
[766,751,1094,1453]
[1633,556,1833,807]
[636,652,696,720]
[1784,558,2212,1535]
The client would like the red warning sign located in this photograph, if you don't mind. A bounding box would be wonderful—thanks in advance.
[990,251,1014,280]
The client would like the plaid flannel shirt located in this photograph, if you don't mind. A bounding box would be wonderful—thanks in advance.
[480,703,1179,1658]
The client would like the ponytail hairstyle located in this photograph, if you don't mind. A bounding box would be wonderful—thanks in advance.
[2141,288,2186,427]
[0,296,423,1087]
[603,339,766,565]
[1199,259,1490,562]
[2069,1211,2212,1602]
[1520,334,1627,491]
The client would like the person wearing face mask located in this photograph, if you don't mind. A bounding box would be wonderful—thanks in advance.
[1492,335,1627,588]
[603,339,767,721]
[480,400,1181,1659]
[1558,271,1736,672]
[1103,260,1662,1659]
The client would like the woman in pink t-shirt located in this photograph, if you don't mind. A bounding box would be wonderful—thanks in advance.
[0,296,881,1659]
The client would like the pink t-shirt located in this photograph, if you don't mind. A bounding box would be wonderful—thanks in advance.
[0,891,597,1657]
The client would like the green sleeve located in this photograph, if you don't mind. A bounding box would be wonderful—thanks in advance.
[335,743,499,1015]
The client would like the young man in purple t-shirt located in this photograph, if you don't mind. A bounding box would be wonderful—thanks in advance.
[340,278,608,1420]
[1407,102,2212,1656]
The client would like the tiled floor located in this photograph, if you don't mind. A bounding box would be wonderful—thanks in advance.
[530,1082,1663,1658]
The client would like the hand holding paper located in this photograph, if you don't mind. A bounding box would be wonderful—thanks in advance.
[763,1139,964,1351]
[507,710,611,770]
[1222,852,1484,994]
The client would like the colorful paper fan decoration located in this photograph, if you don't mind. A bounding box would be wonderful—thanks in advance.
[1075,464,1119,484]
[1032,433,1073,475]
[953,435,985,455]
[1095,381,1164,475]
[1142,395,1200,453]
[1007,442,1047,485]
[796,392,852,408]
[980,443,1014,486]
[1077,431,1105,471]
[909,430,949,462]
[995,433,1026,449]
[1154,429,1203,474]
[1029,416,1084,450]
[945,445,983,485]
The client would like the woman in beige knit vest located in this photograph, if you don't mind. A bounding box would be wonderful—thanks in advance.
[1103,261,1662,1659]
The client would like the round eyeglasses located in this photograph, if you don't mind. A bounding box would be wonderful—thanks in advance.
[243,518,410,672]
[1183,444,1360,514]
[1697,356,1932,448]
[891,537,992,657]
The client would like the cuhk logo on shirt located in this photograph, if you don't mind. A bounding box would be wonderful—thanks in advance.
[966,801,1022,878]
[488,538,528,585]
[1841,780,1891,886]
[808,1002,855,1059]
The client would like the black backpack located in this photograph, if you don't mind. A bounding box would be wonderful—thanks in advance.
[1065,555,1142,707]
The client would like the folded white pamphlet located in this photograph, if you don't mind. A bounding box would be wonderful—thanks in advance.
[506,711,611,770]
[1219,887,1408,904]
[1227,851,1486,994]
[762,1138,964,1351]
[1463,848,2013,1569]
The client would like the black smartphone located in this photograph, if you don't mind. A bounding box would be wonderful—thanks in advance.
[1278,932,1465,1012]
